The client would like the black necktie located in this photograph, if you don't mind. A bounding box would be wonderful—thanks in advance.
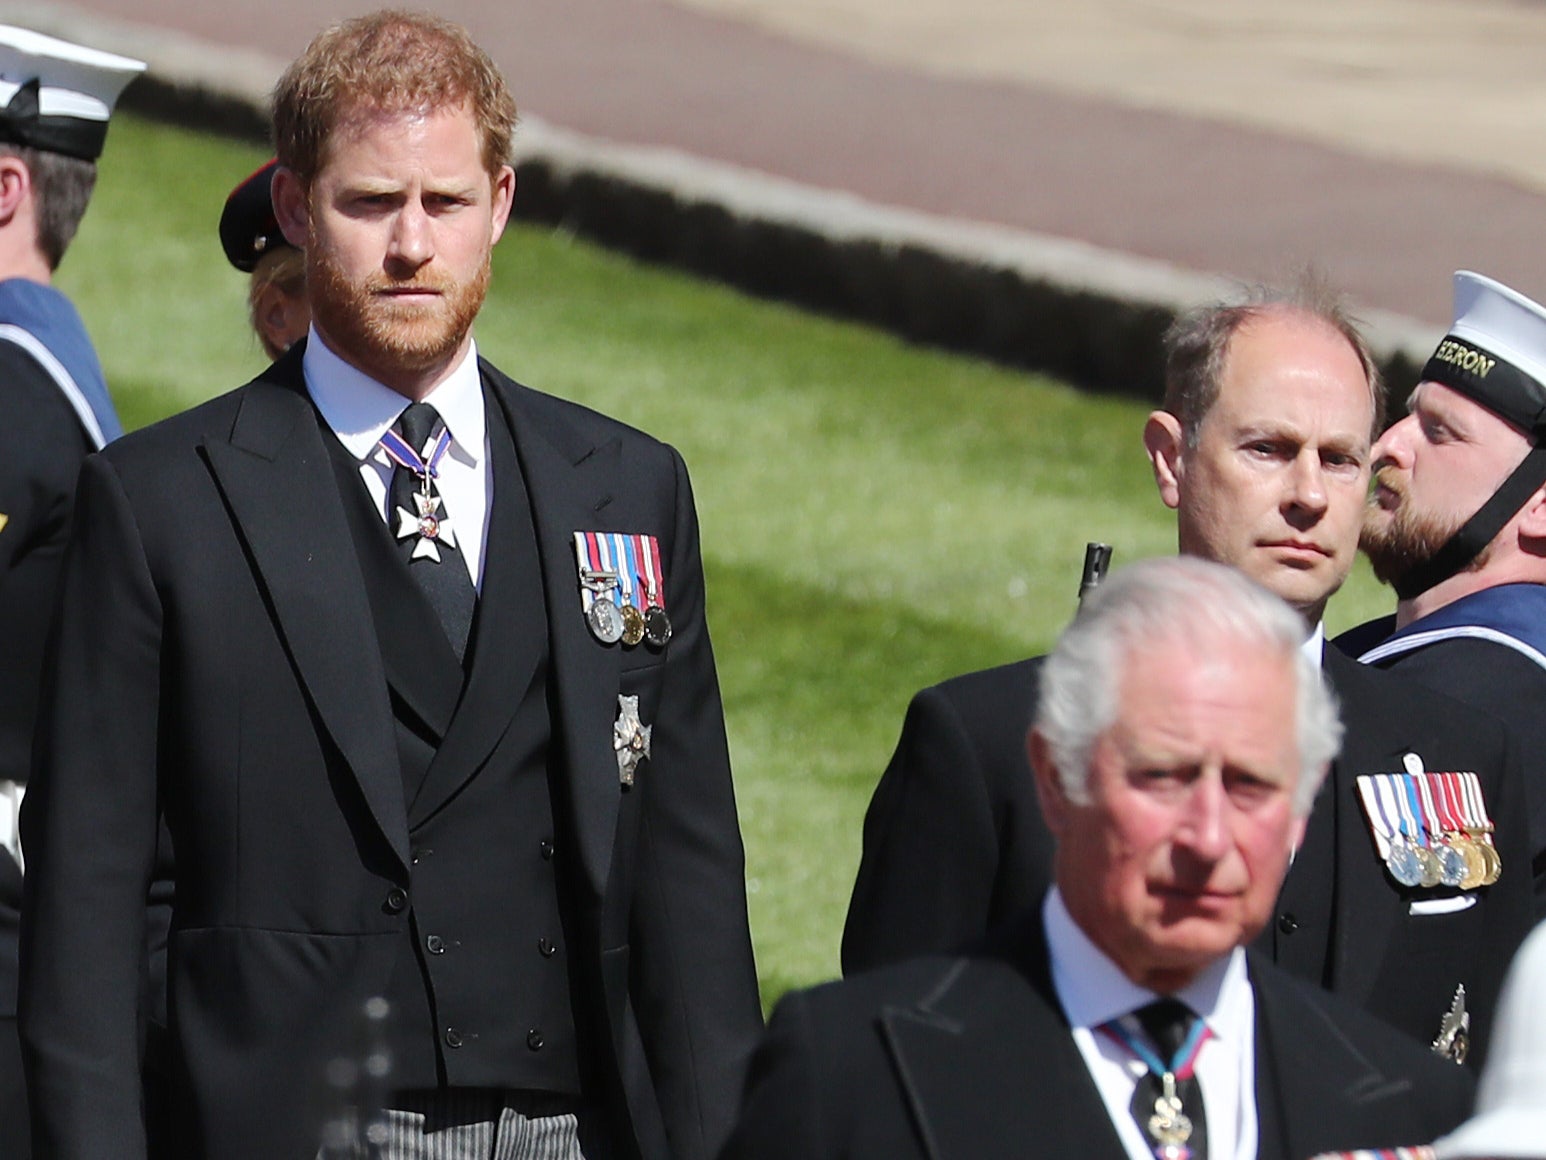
[1128,998,1209,1160]
[387,402,476,660]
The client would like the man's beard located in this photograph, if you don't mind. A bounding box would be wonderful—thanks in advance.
[1360,467,1472,586]
[307,244,490,382]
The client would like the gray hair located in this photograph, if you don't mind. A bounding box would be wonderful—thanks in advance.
[1034,556,1340,816]
[1163,274,1385,449]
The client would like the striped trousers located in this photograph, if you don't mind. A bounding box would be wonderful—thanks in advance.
[326,1089,593,1160]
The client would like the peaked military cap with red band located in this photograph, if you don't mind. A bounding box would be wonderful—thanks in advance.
[219,159,292,272]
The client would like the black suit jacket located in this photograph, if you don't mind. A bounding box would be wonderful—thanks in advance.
[843,648,1534,1063]
[19,350,763,1160]
[0,348,95,1017]
[726,913,1474,1160]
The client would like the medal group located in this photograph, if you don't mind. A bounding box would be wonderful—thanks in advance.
[1357,769,1502,890]
[574,531,673,649]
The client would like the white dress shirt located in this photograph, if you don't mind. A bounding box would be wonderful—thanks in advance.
[303,327,492,589]
[1045,888,1259,1160]
[1302,622,1325,668]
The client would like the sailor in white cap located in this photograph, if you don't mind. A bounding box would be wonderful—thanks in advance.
[0,23,143,1160]
[1338,272,1546,916]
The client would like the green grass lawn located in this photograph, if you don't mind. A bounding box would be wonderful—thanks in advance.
[61,114,1399,1004]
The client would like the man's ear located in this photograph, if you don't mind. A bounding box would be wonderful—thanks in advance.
[488,164,515,245]
[1028,728,1071,838]
[1514,479,1546,550]
[1144,410,1185,512]
[0,155,30,226]
[270,166,310,250]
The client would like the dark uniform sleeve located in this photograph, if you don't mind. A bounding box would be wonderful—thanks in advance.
[0,345,94,1160]
[19,451,164,1159]
[0,345,93,790]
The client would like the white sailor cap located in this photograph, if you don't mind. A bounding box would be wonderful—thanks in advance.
[0,25,145,161]
[1421,271,1546,437]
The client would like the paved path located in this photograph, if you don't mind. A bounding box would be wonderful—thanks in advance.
[27,0,1546,325]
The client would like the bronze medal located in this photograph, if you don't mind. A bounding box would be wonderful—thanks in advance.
[620,603,646,647]
[1465,827,1502,885]
[1454,835,1487,890]
[1415,844,1444,889]
[1479,837,1503,886]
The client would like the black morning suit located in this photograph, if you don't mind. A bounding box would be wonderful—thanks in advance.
[19,347,763,1160]
[726,912,1474,1160]
[843,647,1534,1064]
[0,349,95,1160]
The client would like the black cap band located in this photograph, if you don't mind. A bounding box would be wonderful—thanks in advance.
[0,77,107,161]
[1421,335,1546,436]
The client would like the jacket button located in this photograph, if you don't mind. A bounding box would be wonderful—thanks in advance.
[383,888,408,914]
[539,839,555,861]
[527,1030,544,1051]
[1278,912,1299,934]
[426,934,446,955]
[445,1027,463,1049]
[539,937,556,958]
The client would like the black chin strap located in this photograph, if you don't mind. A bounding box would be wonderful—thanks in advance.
[1394,441,1546,599]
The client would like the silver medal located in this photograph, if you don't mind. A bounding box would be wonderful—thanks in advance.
[587,597,625,644]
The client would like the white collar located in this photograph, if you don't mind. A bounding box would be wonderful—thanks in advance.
[1044,887,1249,1047]
[1301,622,1325,668]
[302,326,486,464]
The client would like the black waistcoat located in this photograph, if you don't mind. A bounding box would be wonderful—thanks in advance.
[322,385,580,1095]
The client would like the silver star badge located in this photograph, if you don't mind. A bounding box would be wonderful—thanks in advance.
[613,695,652,787]
[395,491,458,563]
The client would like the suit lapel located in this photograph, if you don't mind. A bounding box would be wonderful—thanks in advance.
[1252,957,1417,1159]
[881,916,1130,1160]
[483,363,623,896]
[201,355,408,870]
[409,384,546,822]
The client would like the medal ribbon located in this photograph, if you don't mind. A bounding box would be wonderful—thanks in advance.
[1458,772,1495,830]
[1412,775,1443,845]
[597,534,621,603]
[575,532,622,613]
[380,425,453,482]
[1432,773,1464,837]
[609,533,638,612]
[1098,1014,1210,1081]
[643,534,667,609]
[1357,776,1398,860]
[1393,777,1427,850]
